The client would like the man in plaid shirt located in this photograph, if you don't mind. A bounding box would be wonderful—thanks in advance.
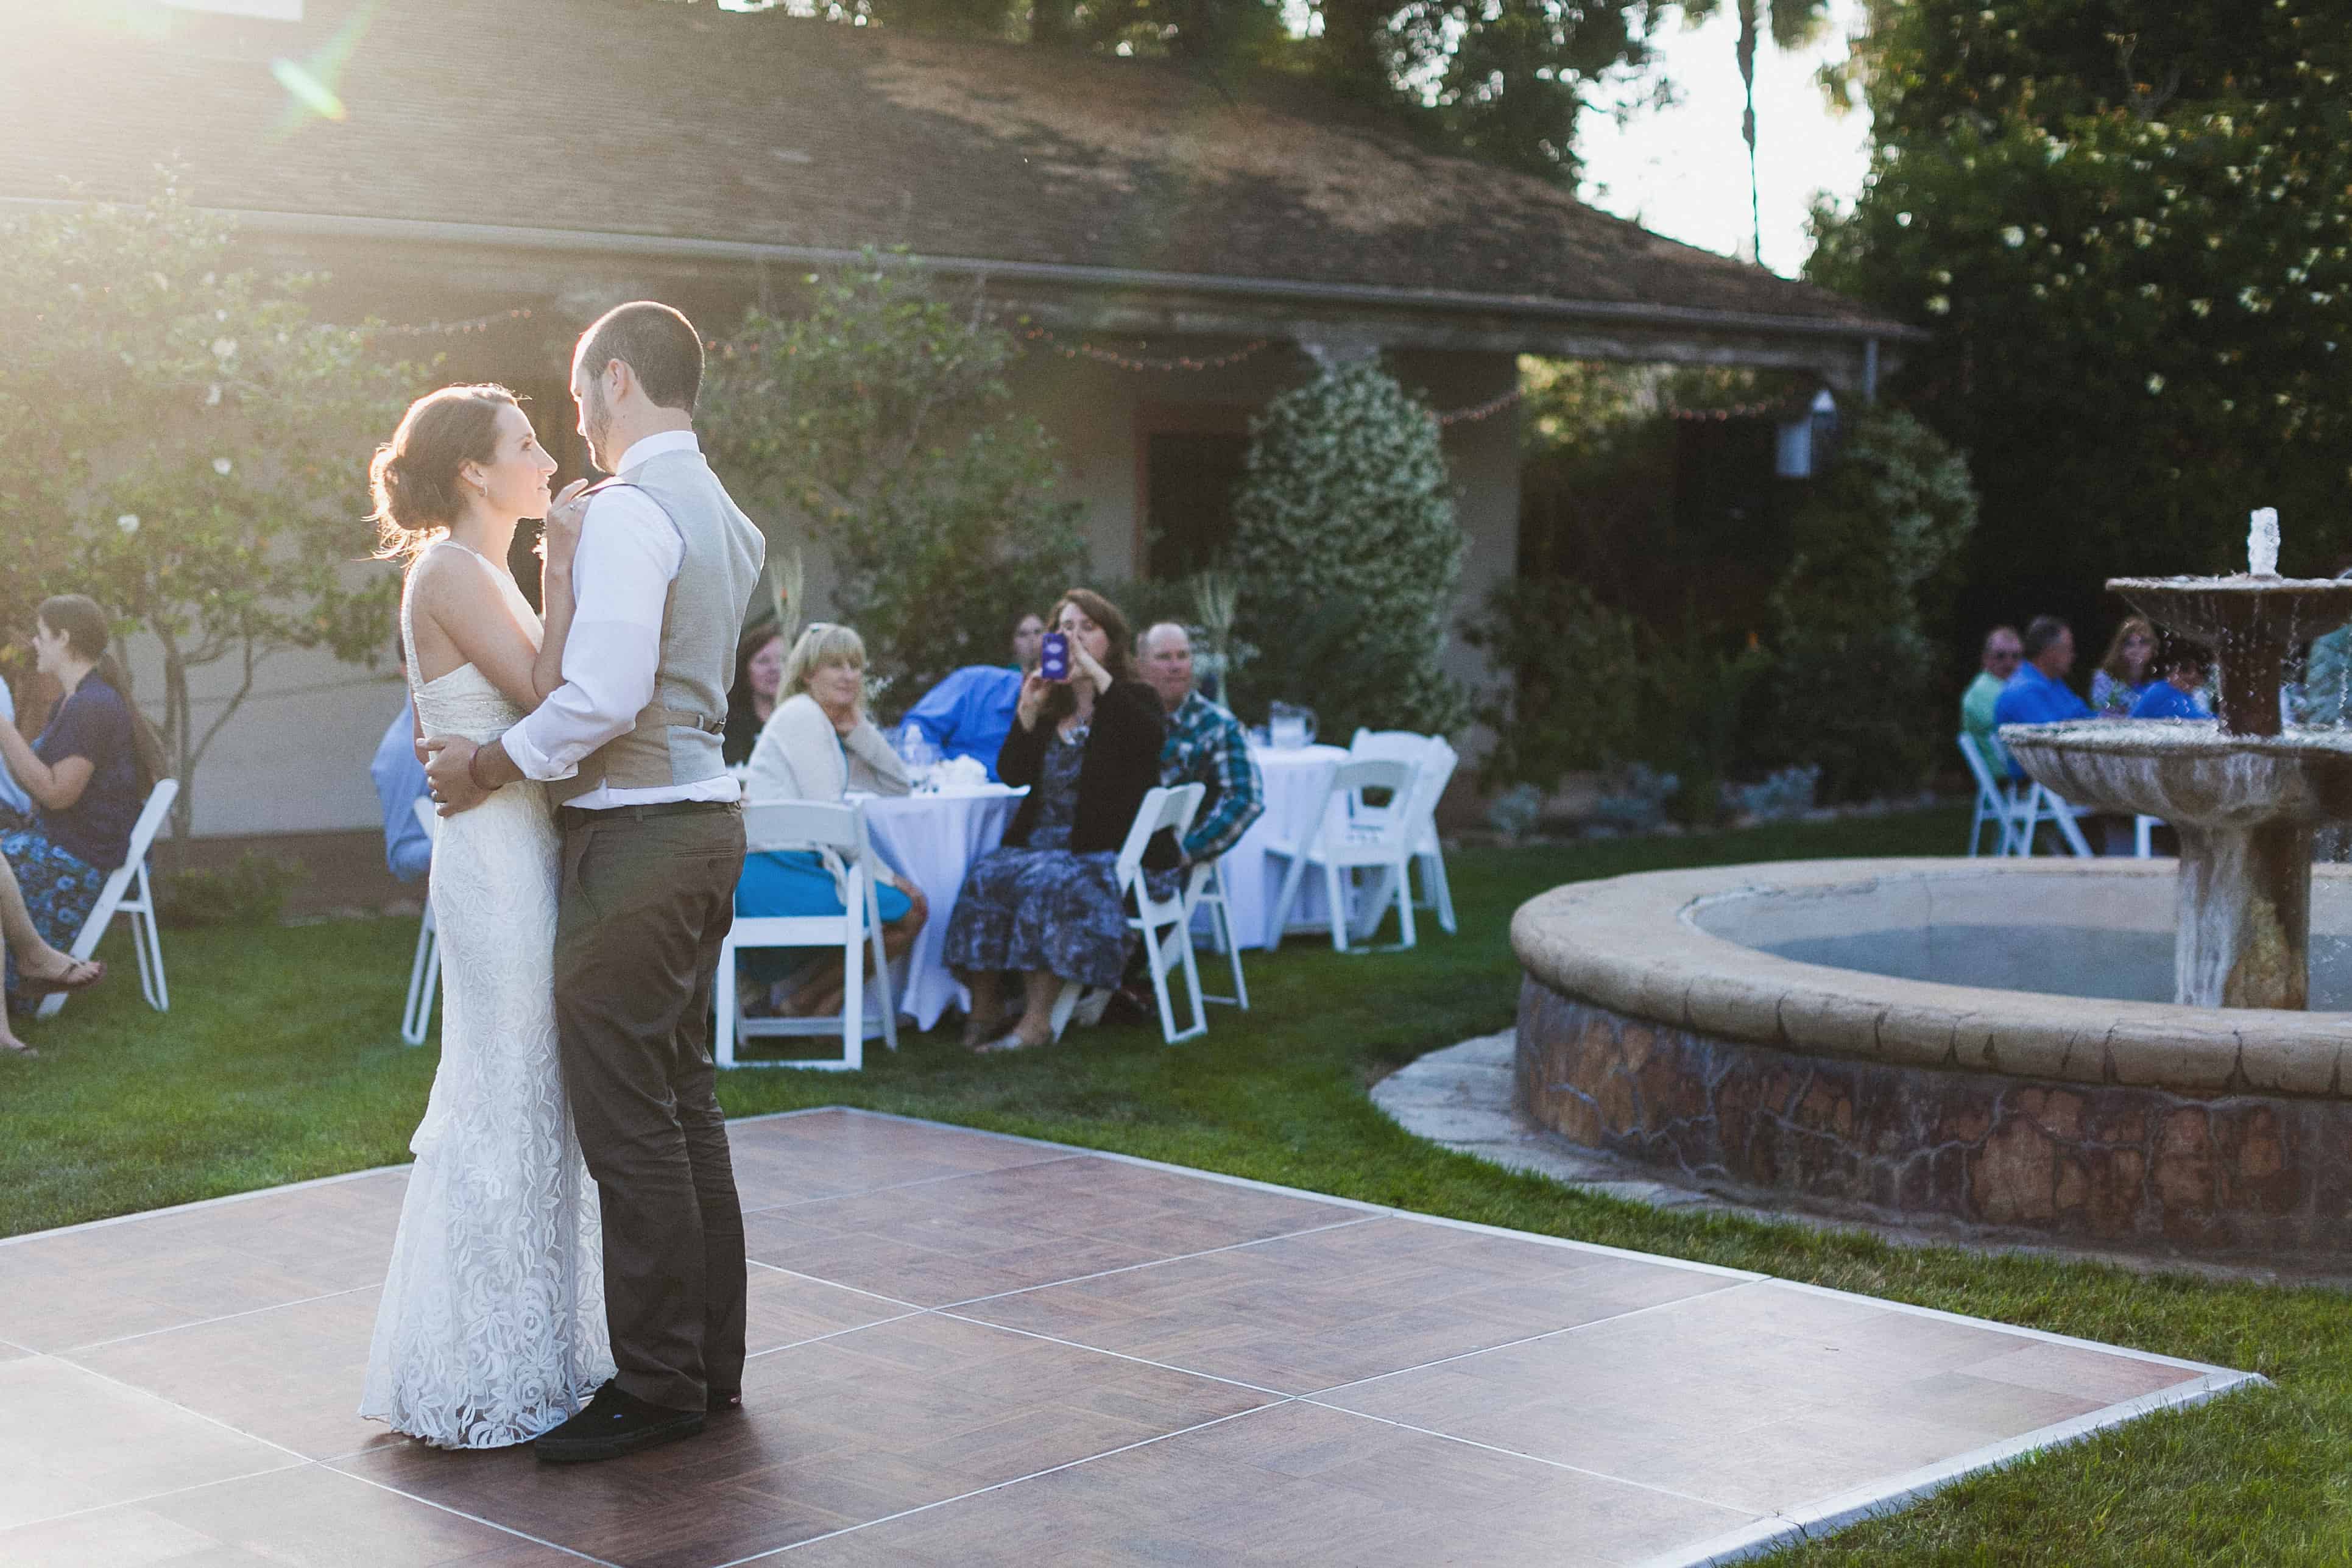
[1139,623,1263,863]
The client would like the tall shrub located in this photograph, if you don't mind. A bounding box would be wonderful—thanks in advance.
[699,252,1089,700]
[1760,408,1979,801]
[1810,1,2352,639]
[0,178,409,837]
[1229,361,1467,738]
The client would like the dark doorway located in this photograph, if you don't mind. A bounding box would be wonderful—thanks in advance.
[1145,431,1251,581]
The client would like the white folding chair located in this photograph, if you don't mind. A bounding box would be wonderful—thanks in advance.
[37,779,175,1020]
[715,800,899,1071]
[1958,732,2029,856]
[1051,783,1208,1045]
[400,797,440,1046]
[1958,732,2095,858]
[2016,781,2097,858]
[1347,729,1458,935]
[1185,855,1249,1009]
[2135,814,2164,857]
[1266,757,1419,953]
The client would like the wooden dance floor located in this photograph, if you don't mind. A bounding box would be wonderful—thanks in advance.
[0,1107,2252,1567]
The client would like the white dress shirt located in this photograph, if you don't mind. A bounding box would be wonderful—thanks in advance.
[500,429,740,809]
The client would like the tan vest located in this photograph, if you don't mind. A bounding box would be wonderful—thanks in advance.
[547,447,766,805]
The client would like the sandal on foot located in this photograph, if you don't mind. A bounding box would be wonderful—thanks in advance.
[975,1026,1052,1054]
[18,956,104,998]
[1,1037,37,1059]
[961,1012,1006,1051]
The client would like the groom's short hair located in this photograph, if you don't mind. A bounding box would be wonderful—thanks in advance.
[577,301,704,412]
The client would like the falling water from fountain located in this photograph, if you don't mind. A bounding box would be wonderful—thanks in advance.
[2003,509,2352,1008]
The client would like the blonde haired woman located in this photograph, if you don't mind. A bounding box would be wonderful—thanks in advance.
[738,623,927,1017]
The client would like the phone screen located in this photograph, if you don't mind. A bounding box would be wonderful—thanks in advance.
[1040,632,1070,680]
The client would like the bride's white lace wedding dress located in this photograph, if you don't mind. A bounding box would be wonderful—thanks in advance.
[360,543,612,1448]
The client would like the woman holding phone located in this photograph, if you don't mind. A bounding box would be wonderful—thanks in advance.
[942,588,1174,1051]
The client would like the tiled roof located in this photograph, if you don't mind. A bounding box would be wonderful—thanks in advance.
[4,0,1905,331]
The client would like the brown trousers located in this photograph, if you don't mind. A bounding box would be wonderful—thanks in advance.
[553,801,748,1413]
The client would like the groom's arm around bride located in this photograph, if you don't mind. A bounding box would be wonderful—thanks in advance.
[424,301,769,1463]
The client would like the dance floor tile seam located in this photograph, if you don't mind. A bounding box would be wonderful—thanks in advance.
[925,1214,1383,1311]
[733,1151,1085,1219]
[0,1107,2260,1568]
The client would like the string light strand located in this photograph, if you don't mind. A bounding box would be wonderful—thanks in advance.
[1019,326,1270,373]
[1433,386,1525,426]
[357,306,538,339]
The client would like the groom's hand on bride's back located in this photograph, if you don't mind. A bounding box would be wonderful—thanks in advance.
[423,735,492,816]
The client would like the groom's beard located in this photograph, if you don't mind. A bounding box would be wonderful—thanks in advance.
[583,389,615,473]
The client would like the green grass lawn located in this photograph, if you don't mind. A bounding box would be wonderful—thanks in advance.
[8,804,2349,1563]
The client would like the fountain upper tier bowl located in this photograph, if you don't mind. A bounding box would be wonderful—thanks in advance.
[2001,719,2352,828]
[2108,574,2352,736]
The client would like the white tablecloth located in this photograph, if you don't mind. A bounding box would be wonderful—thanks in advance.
[858,786,1025,1030]
[1210,743,1351,950]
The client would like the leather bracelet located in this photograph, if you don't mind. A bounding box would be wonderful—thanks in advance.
[466,743,500,793]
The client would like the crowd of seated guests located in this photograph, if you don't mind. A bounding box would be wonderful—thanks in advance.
[1964,607,2226,856]
[719,587,1278,1047]
[1,594,160,1053]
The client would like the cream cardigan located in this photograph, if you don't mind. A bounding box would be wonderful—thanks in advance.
[744,693,911,804]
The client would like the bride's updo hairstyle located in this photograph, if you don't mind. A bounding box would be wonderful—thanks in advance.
[370,383,520,561]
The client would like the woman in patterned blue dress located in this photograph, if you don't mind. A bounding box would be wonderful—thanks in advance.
[944,589,1175,1052]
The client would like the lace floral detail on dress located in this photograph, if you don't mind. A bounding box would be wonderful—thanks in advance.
[360,551,613,1448]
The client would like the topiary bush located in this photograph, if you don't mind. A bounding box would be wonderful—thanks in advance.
[1228,361,1467,739]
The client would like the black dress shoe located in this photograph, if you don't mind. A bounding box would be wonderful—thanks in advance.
[708,1386,742,1413]
[535,1381,705,1464]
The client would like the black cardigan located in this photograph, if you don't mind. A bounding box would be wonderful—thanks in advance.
[995,679,1178,870]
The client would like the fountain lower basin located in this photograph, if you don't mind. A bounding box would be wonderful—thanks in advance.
[2004,720,2352,1008]
[1512,858,2352,1259]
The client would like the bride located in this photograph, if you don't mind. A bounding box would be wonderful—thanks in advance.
[358,384,613,1447]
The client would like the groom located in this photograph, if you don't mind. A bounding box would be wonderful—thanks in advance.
[425,301,766,1463]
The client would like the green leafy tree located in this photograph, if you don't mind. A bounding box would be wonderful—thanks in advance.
[1229,360,1468,738]
[1809,1,2352,644]
[1758,408,1980,800]
[0,178,409,838]
[699,252,1090,703]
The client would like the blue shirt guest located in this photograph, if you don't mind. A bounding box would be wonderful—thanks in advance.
[1138,622,1263,864]
[1993,615,2093,774]
[0,594,163,1016]
[2132,643,2215,721]
[372,691,434,883]
[897,612,1045,780]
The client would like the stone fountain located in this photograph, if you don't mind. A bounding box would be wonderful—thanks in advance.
[2003,510,2352,1009]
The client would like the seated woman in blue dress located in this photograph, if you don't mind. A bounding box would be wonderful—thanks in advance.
[2130,641,2214,721]
[0,595,160,1039]
[738,622,926,1018]
[943,588,1175,1053]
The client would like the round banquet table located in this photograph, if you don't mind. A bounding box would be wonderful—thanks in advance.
[1208,742,1352,951]
[856,785,1026,1030]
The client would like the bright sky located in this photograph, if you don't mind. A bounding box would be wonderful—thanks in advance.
[1577,0,1873,278]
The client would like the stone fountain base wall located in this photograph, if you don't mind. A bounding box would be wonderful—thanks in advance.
[1516,984,2352,1253]
[1511,858,2352,1260]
